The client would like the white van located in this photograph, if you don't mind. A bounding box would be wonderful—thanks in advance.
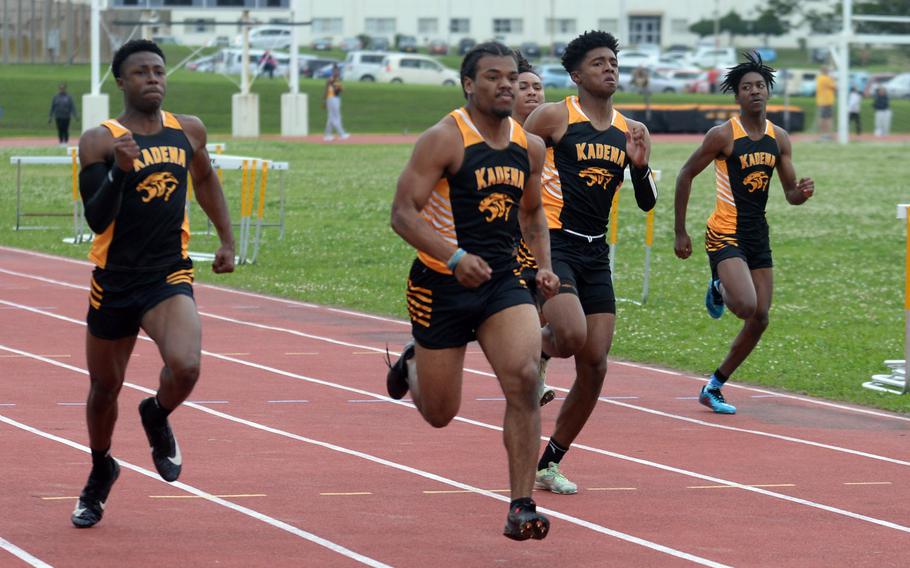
[214,49,291,76]
[232,26,292,50]
[375,54,459,86]
[342,51,387,82]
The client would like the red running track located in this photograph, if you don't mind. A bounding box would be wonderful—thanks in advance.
[0,246,908,567]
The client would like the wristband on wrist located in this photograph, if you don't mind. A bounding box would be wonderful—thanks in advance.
[446,248,466,271]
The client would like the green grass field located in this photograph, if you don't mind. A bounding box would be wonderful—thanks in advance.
[1,139,908,414]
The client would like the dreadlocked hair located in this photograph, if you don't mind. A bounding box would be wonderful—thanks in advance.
[561,31,620,73]
[514,49,535,75]
[460,41,516,99]
[720,50,776,94]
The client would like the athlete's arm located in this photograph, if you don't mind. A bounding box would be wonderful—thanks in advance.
[625,119,657,212]
[78,126,139,234]
[774,126,814,205]
[523,101,568,146]
[520,134,559,299]
[391,119,492,288]
[179,115,235,274]
[673,124,731,260]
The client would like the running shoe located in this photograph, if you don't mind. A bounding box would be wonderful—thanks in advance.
[503,499,550,541]
[699,385,737,414]
[537,358,555,407]
[71,458,120,528]
[705,278,725,319]
[535,461,578,494]
[385,341,414,400]
[139,397,182,482]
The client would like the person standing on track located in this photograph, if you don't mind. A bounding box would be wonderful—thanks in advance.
[71,39,235,528]
[674,51,814,414]
[522,31,657,496]
[385,42,559,541]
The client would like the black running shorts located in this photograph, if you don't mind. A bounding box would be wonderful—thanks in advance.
[548,230,615,315]
[405,258,534,349]
[87,258,195,340]
[705,229,773,281]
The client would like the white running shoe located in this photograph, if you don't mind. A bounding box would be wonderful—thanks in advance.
[535,461,577,494]
[537,358,555,407]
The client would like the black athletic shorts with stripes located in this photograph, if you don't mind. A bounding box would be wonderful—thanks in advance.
[705,227,772,281]
[87,258,195,340]
[406,258,533,349]
[549,229,615,315]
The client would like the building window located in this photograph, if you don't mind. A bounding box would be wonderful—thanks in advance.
[545,18,576,34]
[629,15,661,46]
[217,0,245,7]
[598,18,618,35]
[418,17,438,35]
[164,0,193,6]
[365,18,396,35]
[185,18,215,33]
[450,18,469,33]
[493,18,522,34]
[312,18,342,34]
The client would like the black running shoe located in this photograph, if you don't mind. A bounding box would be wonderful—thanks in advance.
[71,458,120,528]
[503,499,550,541]
[139,397,182,482]
[385,341,414,400]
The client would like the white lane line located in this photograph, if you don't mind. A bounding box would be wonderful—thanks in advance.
[0,403,15,407]
[4,327,910,540]
[0,344,730,567]
[2,254,908,423]
[0,536,53,568]
[0,414,390,568]
[56,402,86,406]
[188,400,229,404]
[267,400,310,404]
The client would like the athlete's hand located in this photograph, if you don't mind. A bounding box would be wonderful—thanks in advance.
[535,268,560,300]
[674,231,692,260]
[453,252,492,288]
[112,133,141,173]
[797,177,815,200]
[212,244,235,274]
[625,123,650,168]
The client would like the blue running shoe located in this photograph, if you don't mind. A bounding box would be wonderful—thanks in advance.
[705,279,724,319]
[699,386,736,414]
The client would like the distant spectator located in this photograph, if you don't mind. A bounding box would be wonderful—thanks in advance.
[707,67,720,93]
[873,85,891,137]
[323,64,349,141]
[815,66,836,140]
[261,51,277,79]
[632,64,651,121]
[49,82,78,145]
[847,87,862,136]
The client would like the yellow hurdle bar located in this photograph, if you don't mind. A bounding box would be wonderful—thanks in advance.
[608,190,620,274]
[251,162,271,263]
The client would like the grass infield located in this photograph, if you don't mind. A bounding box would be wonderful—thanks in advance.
[2,138,908,414]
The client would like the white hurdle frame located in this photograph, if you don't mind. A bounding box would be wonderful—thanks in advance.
[609,168,661,305]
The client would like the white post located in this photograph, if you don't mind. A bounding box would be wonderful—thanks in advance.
[241,10,250,96]
[233,10,259,137]
[81,0,108,134]
[837,0,852,145]
[281,0,308,136]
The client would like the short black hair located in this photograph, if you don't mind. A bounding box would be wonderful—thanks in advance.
[561,31,620,73]
[460,41,516,98]
[720,50,776,94]
[112,39,166,79]
[514,49,536,75]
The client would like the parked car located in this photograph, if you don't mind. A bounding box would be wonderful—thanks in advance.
[342,50,387,81]
[798,70,820,97]
[551,41,567,57]
[663,69,704,93]
[537,64,574,89]
[375,53,459,85]
[620,49,657,68]
[186,54,216,73]
[519,42,541,59]
[457,37,476,55]
[369,36,390,51]
[865,72,896,97]
[885,73,910,99]
[397,35,418,53]
[339,37,363,52]
[690,47,737,69]
[312,37,333,51]
[428,39,449,55]
[214,48,290,76]
[314,62,337,79]
[300,57,340,78]
[233,26,292,50]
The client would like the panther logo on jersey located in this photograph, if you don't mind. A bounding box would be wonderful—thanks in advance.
[136,172,179,203]
[478,192,514,222]
[743,171,770,193]
[579,167,614,190]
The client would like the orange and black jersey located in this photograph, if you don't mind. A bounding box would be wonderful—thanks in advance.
[89,111,193,271]
[417,108,530,275]
[543,96,630,236]
[706,117,779,246]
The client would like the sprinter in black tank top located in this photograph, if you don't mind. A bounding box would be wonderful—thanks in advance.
[71,40,235,529]
[522,31,658,496]
[674,51,815,414]
[386,42,558,541]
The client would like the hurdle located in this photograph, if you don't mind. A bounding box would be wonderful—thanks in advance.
[609,168,661,305]
[863,203,910,395]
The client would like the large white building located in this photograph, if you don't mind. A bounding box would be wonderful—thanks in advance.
[111,0,818,50]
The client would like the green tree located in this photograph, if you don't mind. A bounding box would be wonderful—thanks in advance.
[719,10,749,43]
[689,19,715,38]
[753,9,788,45]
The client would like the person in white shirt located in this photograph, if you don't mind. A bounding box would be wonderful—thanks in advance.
[848,87,862,136]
